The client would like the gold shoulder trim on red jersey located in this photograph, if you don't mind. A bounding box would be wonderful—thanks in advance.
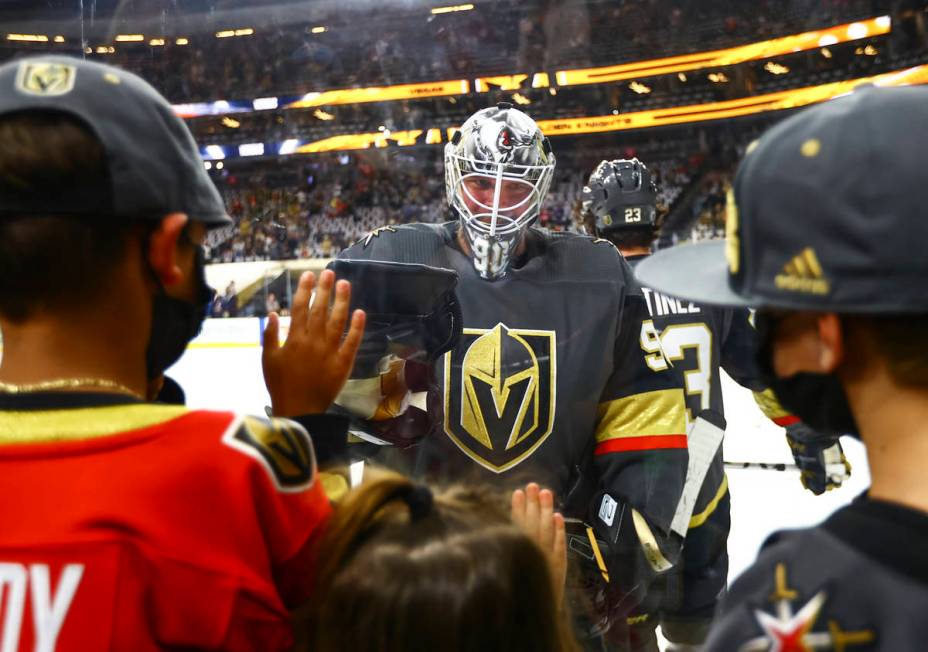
[319,470,350,502]
[222,415,317,493]
[0,404,190,444]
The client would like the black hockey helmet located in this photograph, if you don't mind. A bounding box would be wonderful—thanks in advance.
[581,158,658,236]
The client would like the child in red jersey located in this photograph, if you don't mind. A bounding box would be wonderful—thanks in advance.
[0,56,363,651]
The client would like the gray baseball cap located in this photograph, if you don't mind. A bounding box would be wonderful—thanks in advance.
[635,85,928,313]
[0,55,230,228]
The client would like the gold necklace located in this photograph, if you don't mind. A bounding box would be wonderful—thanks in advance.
[0,377,143,400]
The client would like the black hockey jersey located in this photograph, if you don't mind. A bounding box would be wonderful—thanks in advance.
[705,497,928,651]
[338,223,688,538]
[627,254,779,529]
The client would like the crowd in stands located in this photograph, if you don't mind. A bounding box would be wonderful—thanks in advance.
[203,131,726,269]
[180,28,921,154]
[0,0,887,104]
[206,151,446,263]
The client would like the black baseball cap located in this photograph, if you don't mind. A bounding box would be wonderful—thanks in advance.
[0,55,230,228]
[635,85,928,313]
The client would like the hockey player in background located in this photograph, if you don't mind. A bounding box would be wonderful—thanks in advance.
[579,158,850,651]
[332,103,690,645]
[0,56,364,651]
[636,85,928,650]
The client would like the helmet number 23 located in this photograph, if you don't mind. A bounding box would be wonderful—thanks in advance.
[624,207,642,223]
[640,321,713,426]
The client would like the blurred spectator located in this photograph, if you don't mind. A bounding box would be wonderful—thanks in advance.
[222,281,239,316]
[265,290,281,315]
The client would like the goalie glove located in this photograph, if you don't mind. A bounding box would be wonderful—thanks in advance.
[326,259,461,378]
[327,259,461,448]
[785,422,851,495]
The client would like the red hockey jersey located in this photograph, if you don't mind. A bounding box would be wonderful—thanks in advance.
[0,396,330,651]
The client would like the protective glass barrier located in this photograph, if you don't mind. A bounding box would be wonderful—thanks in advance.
[0,0,894,649]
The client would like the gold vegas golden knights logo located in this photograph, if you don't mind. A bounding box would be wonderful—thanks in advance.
[443,323,556,473]
[15,61,76,96]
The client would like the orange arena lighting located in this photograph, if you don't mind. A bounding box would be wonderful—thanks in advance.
[6,34,49,42]
[537,65,928,136]
[288,79,471,108]
[296,130,424,153]
[431,4,474,14]
[170,15,892,121]
[555,16,891,87]
[474,75,528,92]
[289,64,928,154]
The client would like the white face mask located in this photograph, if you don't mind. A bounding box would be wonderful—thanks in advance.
[443,106,556,279]
[461,225,518,280]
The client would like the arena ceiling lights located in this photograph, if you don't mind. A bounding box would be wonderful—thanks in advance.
[554,16,891,87]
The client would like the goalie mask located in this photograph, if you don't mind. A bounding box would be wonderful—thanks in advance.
[445,103,556,280]
[581,158,658,236]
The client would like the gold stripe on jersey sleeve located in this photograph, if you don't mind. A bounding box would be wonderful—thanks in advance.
[595,388,686,443]
[0,404,189,444]
[753,388,791,421]
[688,474,729,529]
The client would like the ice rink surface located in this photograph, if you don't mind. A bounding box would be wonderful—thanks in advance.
[170,340,870,587]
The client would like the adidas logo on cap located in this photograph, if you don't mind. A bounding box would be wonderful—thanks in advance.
[775,248,830,295]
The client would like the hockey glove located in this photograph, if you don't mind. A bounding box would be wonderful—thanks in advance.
[327,259,461,448]
[564,492,681,640]
[785,422,851,495]
[564,516,637,640]
[326,259,461,377]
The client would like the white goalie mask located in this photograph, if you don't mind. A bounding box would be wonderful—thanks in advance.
[445,104,556,280]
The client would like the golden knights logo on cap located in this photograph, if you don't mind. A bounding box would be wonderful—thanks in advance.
[15,61,76,97]
[725,188,740,275]
[443,323,556,473]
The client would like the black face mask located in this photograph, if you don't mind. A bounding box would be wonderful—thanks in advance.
[754,311,859,439]
[145,244,214,380]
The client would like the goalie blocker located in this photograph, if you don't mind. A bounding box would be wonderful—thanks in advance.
[324,259,462,451]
